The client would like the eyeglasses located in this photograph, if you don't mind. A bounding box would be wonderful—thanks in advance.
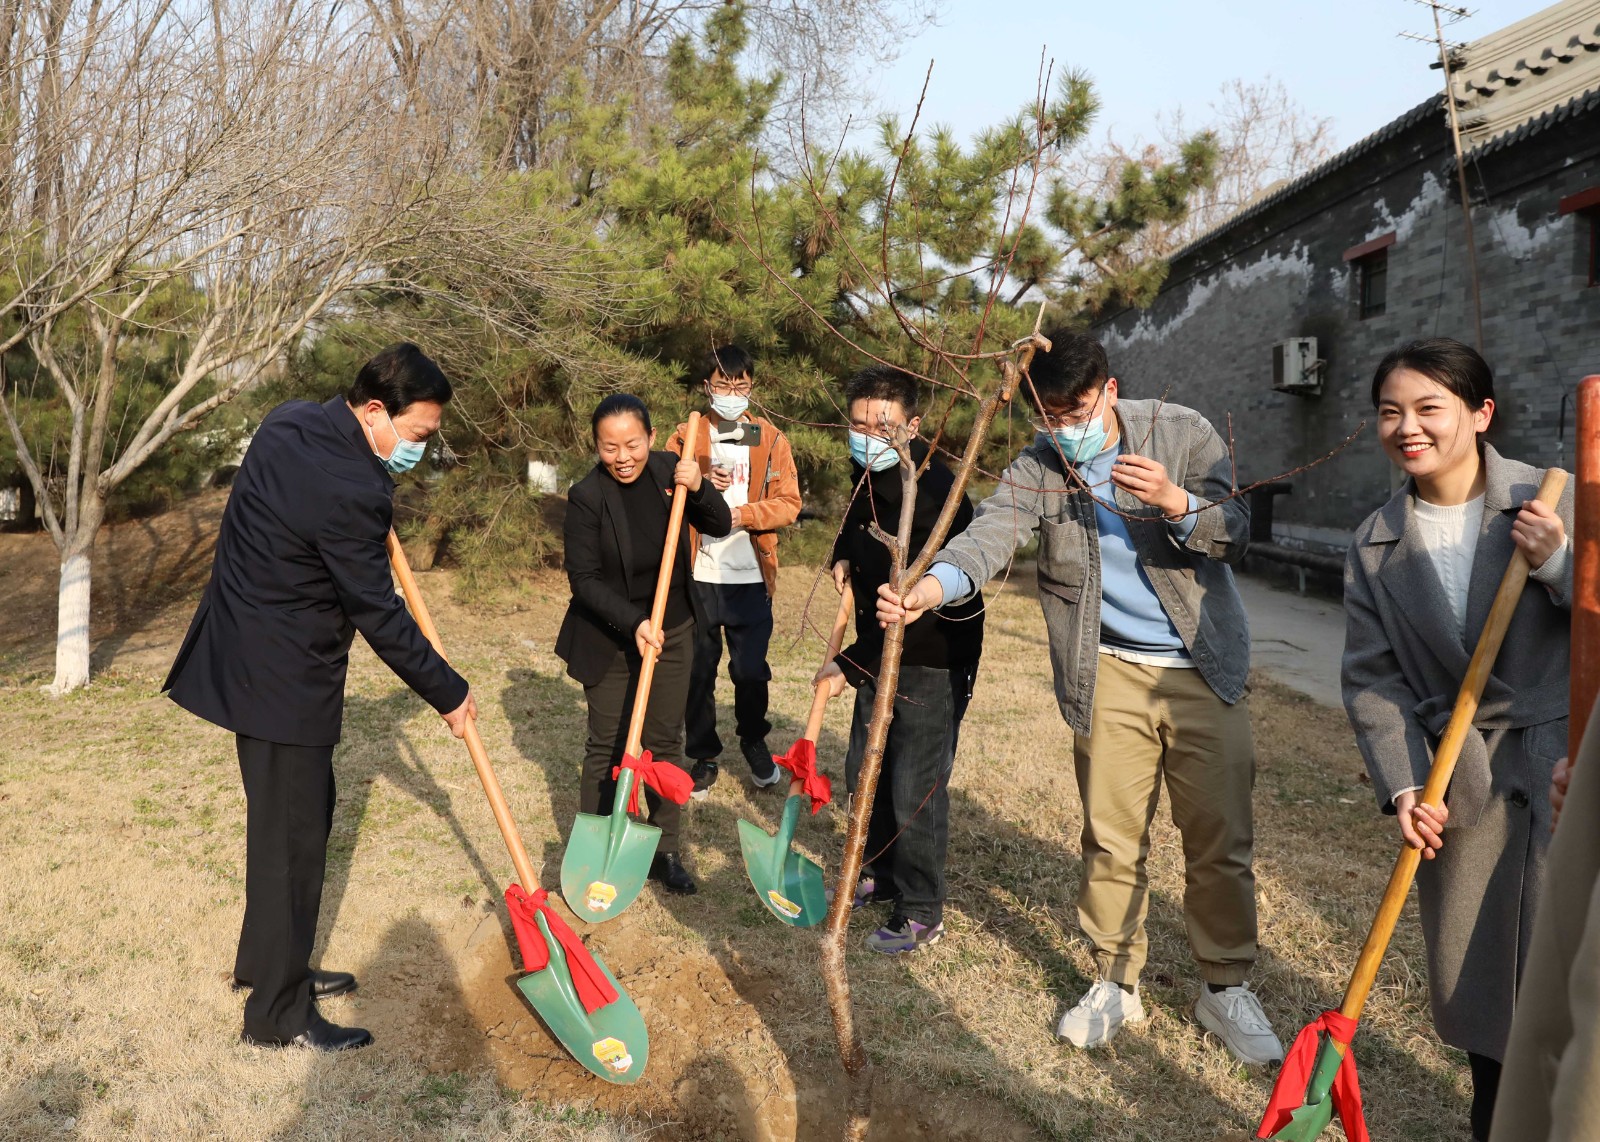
[705,378,753,397]
[1027,390,1105,433]
[1028,409,1101,433]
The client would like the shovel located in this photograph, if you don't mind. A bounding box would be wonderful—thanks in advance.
[738,586,853,926]
[386,532,648,1084]
[1255,467,1566,1142]
[561,413,703,923]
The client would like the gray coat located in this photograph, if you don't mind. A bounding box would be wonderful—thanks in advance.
[938,399,1252,735]
[1343,444,1573,1060]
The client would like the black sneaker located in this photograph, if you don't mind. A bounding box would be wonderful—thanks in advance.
[689,760,719,802]
[649,851,697,895]
[742,739,782,788]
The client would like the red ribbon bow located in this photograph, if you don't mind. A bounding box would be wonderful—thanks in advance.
[611,750,694,816]
[504,884,619,1015]
[1256,1011,1368,1142]
[773,738,832,814]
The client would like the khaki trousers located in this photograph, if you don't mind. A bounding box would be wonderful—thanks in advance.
[1074,653,1258,986]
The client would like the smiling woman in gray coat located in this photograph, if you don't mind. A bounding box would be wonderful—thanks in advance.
[1343,339,1573,1142]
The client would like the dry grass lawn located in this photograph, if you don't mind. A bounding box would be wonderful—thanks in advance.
[0,502,1471,1140]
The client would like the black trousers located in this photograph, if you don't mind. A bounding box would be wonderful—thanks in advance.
[685,580,773,764]
[234,734,336,1040]
[1468,1052,1501,1141]
[844,662,977,926]
[581,619,695,851]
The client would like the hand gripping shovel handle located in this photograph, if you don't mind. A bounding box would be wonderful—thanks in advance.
[1340,467,1567,1027]
[386,531,540,894]
[788,586,854,797]
[621,411,702,764]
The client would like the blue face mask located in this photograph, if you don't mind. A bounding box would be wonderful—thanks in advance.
[1044,389,1112,463]
[848,430,900,472]
[369,409,427,474]
[1050,418,1109,464]
[709,394,749,420]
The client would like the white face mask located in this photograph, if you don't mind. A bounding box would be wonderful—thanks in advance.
[709,393,749,420]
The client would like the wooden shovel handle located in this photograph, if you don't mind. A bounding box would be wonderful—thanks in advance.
[623,411,702,760]
[788,586,854,796]
[1573,376,1600,761]
[1340,466,1567,1024]
[386,531,540,896]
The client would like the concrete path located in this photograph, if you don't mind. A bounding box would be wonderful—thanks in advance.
[1235,574,1346,709]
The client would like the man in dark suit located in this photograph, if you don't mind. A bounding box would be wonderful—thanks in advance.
[165,343,475,1052]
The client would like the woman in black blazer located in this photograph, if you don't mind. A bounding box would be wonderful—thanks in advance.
[555,393,732,893]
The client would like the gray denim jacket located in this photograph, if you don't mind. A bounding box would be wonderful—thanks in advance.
[936,399,1251,734]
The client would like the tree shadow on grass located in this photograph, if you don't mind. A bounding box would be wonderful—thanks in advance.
[0,1062,89,1141]
[501,665,591,885]
[266,915,498,1142]
[317,689,504,961]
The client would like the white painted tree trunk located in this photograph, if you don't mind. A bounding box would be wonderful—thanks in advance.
[49,548,92,695]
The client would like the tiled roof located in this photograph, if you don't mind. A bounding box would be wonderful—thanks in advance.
[1466,79,1600,159]
[1455,0,1600,147]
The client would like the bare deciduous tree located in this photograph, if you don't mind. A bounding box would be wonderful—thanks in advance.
[1065,77,1336,264]
[357,0,938,171]
[0,0,612,694]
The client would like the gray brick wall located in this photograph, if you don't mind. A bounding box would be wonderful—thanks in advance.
[1093,105,1600,551]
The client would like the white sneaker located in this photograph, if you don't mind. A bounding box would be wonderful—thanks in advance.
[1194,984,1285,1066]
[1055,979,1146,1048]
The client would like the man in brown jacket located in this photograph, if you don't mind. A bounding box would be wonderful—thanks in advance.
[667,345,802,797]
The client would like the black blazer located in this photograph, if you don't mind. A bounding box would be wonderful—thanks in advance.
[555,452,732,686]
[164,397,467,747]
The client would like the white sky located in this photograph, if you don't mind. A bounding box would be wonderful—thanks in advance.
[859,0,1556,154]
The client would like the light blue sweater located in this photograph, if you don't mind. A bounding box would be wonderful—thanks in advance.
[930,436,1194,658]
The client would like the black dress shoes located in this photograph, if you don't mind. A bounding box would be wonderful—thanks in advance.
[241,1011,372,1052]
[231,969,358,999]
[649,850,698,895]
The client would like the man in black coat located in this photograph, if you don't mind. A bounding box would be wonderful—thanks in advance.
[165,343,475,1051]
[816,363,984,955]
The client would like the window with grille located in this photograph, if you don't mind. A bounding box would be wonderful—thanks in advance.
[1358,249,1388,318]
[1342,232,1394,320]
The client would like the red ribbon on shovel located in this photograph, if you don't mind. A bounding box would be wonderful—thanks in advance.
[1256,1011,1367,1142]
[505,884,620,1015]
[611,750,694,816]
[774,738,833,814]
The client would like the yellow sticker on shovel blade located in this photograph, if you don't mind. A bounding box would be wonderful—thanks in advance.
[767,889,802,919]
[592,1036,633,1074]
[585,881,617,912]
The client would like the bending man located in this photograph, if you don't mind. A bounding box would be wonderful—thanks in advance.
[165,343,475,1052]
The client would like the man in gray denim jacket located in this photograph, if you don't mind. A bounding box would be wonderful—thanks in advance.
[878,332,1280,1065]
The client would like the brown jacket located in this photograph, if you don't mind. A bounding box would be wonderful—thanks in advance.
[1490,695,1600,1142]
[666,412,801,597]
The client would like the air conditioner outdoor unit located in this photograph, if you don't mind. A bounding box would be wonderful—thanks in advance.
[1273,337,1323,395]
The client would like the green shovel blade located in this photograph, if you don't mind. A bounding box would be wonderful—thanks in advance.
[1264,1032,1345,1142]
[738,793,827,927]
[514,912,648,1085]
[561,769,660,923]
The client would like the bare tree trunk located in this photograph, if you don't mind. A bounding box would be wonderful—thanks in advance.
[50,531,94,694]
[820,332,1047,1140]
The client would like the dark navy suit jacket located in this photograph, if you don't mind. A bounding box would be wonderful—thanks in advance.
[164,397,467,746]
